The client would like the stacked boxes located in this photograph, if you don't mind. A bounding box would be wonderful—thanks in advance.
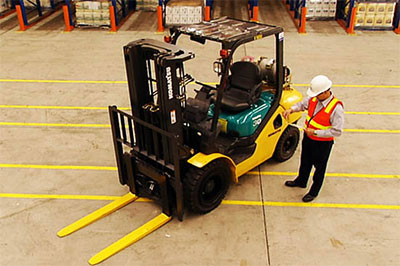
[165,0,203,26]
[355,1,396,28]
[306,0,337,19]
[136,0,158,11]
[75,1,111,27]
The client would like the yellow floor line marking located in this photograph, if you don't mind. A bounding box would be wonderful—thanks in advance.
[248,171,400,179]
[345,111,400,115]
[1,122,398,133]
[222,200,400,210]
[0,79,126,84]
[0,105,398,115]
[0,193,398,210]
[292,83,400,88]
[0,105,131,111]
[344,129,400,133]
[0,79,399,88]
[0,122,110,128]
[0,164,117,171]
[0,193,151,202]
[0,164,398,179]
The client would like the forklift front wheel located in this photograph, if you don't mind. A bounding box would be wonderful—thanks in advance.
[273,125,300,162]
[183,160,231,214]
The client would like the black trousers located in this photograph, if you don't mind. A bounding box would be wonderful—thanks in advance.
[295,134,334,196]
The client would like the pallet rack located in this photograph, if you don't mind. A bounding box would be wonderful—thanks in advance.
[15,0,62,30]
[282,0,307,33]
[156,0,259,32]
[336,0,400,34]
[63,0,134,32]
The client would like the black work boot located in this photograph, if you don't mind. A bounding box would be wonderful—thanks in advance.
[302,193,316,202]
[285,180,306,188]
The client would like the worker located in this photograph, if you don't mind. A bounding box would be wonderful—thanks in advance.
[282,75,344,202]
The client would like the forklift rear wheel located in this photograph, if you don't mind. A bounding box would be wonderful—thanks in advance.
[184,160,230,214]
[274,125,300,162]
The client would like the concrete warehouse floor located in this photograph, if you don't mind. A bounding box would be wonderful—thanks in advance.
[1,1,400,265]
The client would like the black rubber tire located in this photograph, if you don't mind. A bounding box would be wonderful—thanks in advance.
[183,160,231,214]
[273,125,300,162]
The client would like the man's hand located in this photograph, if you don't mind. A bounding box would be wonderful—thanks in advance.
[282,109,293,120]
[304,128,315,137]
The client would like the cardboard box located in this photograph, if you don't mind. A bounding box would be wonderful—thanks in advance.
[376,3,386,13]
[383,14,393,26]
[75,1,86,9]
[373,15,384,26]
[315,9,322,17]
[84,11,93,19]
[322,3,330,10]
[306,8,315,17]
[172,14,180,24]
[92,11,102,19]
[91,1,102,10]
[357,3,367,13]
[101,1,110,9]
[364,15,375,26]
[385,3,395,14]
[101,18,110,25]
[193,6,202,14]
[101,10,110,19]
[193,14,202,23]
[308,0,317,8]
[322,9,329,17]
[328,9,335,17]
[366,3,377,14]
[355,13,365,26]
[76,11,85,20]
[83,2,91,9]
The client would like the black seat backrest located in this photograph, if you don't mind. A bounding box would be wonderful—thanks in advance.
[229,61,262,92]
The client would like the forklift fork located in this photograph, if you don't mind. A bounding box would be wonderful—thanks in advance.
[57,192,172,265]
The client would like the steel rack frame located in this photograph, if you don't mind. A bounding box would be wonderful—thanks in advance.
[15,0,61,30]
[282,0,307,33]
[63,0,135,32]
[248,0,260,21]
[336,0,400,34]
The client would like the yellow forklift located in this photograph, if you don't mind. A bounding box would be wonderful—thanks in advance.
[58,17,302,265]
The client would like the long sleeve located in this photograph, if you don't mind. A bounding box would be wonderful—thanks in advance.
[291,96,311,112]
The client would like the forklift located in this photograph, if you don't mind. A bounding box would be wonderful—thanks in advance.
[58,17,303,265]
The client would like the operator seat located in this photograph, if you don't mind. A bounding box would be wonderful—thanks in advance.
[219,61,263,113]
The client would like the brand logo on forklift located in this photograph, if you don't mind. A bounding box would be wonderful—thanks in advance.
[166,67,173,100]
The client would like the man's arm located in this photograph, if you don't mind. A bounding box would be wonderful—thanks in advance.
[282,96,311,119]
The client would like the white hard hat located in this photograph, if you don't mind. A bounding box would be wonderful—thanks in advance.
[307,75,332,97]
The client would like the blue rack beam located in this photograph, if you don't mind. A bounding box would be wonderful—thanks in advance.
[283,0,307,33]
[15,0,61,30]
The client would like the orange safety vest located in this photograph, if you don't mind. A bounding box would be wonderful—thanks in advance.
[305,96,343,141]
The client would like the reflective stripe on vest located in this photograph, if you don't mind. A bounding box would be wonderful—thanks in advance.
[305,96,341,141]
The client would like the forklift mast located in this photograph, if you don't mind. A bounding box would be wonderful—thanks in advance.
[109,39,194,220]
